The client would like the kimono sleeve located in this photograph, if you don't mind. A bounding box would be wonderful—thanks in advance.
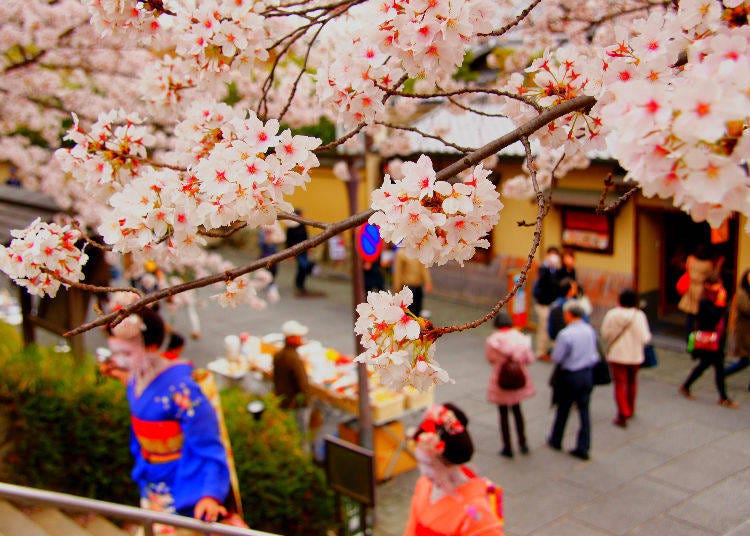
[168,377,231,506]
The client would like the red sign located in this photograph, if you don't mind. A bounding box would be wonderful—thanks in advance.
[356,224,383,263]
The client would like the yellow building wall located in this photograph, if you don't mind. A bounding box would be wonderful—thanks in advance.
[494,163,633,274]
[286,167,368,237]
[493,196,538,259]
[637,211,662,293]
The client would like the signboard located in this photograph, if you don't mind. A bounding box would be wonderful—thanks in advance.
[325,435,375,507]
[356,224,383,263]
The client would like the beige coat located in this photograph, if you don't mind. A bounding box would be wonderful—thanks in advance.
[678,256,715,315]
[601,307,652,365]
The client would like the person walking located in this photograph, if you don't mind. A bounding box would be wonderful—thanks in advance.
[547,300,600,461]
[680,275,739,407]
[273,320,313,446]
[285,209,321,297]
[532,247,561,361]
[725,268,750,380]
[601,289,652,428]
[678,244,720,336]
[392,247,432,317]
[404,403,503,536]
[486,312,535,458]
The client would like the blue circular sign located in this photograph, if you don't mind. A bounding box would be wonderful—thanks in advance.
[357,224,382,263]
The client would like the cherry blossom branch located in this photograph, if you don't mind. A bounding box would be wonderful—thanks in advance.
[374,121,474,153]
[40,268,143,297]
[445,96,514,118]
[478,0,544,37]
[432,135,545,338]
[435,95,595,180]
[596,174,641,214]
[277,17,328,123]
[198,222,248,238]
[64,95,596,337]
[70,221,113,251]
[277,212,329,230]
[377,85,543,112]
[519,152,565,226]
[315,122,366,152]
[64,209,374,336]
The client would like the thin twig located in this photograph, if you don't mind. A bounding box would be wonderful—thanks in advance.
[41,268,143,296]
[198,222,248,238]
[277,212,329,230]
[375,121,474,154]
[479,0,544,37]
[433,135,546,337]
[596,174,640,213]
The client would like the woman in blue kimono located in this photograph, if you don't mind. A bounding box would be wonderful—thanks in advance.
[104,305,230,523]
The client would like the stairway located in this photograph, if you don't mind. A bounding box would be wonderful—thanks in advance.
[0,500,130,536]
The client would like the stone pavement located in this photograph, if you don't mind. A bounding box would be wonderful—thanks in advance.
[36,255,750,536]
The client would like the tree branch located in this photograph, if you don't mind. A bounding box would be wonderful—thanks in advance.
[64,95,596,337]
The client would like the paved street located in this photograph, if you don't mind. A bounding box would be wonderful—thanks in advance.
[33,253,750,536]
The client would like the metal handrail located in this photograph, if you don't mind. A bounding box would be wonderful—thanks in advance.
[0,482,278,536]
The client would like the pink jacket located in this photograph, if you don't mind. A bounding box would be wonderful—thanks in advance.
[486,328,536,406]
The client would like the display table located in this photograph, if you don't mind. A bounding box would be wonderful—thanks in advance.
[208,333,433,480]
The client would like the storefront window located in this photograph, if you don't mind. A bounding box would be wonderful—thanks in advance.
[561,207,614,254]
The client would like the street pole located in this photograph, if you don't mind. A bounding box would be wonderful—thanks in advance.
[345,159,373,450]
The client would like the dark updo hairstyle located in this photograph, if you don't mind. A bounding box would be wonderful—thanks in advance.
[414,402,475,465]
[493,311,513,329]
[618,289,638,308]
[106,306,166,349]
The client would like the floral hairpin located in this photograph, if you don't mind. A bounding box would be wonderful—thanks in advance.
[416,405,465,454]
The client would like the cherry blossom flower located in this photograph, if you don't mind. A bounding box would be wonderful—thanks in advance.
[354,287,452,392]
[0,218,88,298]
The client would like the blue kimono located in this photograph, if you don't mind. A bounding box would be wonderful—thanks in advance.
[127,363,230,517]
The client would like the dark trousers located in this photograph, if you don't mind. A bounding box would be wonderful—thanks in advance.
[611,363,639,419]
[549,368,593,454]
[684,351,728,400]
[498,404,526,452]
[295,252,313,290]
[406,285,424,316]
[725,356,750,376]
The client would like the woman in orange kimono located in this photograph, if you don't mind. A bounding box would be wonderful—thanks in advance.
[404,404,503,536]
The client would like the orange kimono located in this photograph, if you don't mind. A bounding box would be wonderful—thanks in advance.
[404,471,503,536]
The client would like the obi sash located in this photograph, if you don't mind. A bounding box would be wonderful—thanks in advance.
[131,416,184,464]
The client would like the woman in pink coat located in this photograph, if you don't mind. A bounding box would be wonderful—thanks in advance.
[486,312,536,458]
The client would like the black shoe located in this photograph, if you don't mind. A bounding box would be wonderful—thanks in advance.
[569,449,589,461]
[520,445,529,455]
[547,439,561,451]
[499,448,513,458]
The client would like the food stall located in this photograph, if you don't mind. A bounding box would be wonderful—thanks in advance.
[208,333,433,481]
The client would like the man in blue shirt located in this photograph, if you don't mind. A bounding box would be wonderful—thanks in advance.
[547,300,600,461]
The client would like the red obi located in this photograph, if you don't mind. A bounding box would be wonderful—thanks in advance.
[131,416,184,464]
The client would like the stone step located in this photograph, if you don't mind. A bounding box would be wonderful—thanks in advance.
[82,514,131,536]
[0,499,52,536]
[27,506,93,536]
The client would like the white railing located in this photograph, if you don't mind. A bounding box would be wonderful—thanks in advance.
[0,482,278,536]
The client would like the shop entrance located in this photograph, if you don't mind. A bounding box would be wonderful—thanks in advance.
[637,207,737,337]
[661,211,737,317]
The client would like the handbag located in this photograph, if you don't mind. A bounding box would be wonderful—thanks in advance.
[692,330,720,352]
[676,271,690,296]
[593,358,612,385]
[642,344,658,368]
[498,357,526,390]
[548,364,562,406]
